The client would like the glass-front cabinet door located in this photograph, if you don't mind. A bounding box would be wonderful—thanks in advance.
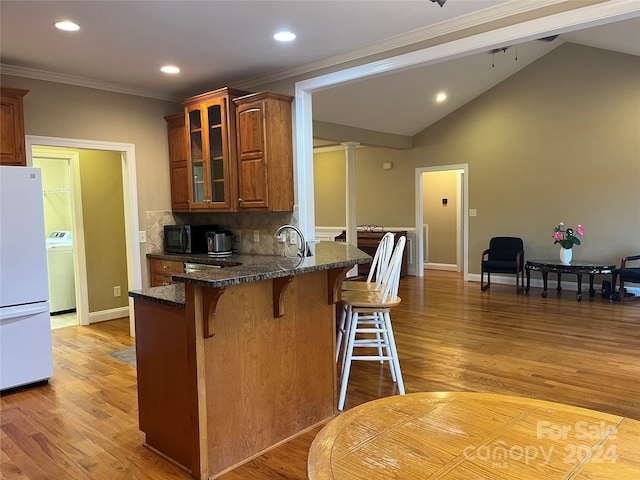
[185,96,234,210]
[207,102,227,204]
[187,107,206,205]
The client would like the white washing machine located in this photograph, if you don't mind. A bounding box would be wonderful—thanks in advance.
[46,231,76,314]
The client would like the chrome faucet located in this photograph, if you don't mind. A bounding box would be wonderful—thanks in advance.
[275,224,310,257]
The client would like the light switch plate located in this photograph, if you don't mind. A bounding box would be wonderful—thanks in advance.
[469,209,477,217]
[253,230,260,243]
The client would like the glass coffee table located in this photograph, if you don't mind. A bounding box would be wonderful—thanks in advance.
[525,259,616,301]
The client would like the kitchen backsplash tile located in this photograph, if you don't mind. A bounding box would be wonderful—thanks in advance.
[146,211,176,253]
[146,208,298,256]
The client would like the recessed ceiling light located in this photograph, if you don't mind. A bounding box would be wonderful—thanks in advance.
[161,65,180,74]
[274,31,296,42]
[54,21,80,32]
[436,92,447,103]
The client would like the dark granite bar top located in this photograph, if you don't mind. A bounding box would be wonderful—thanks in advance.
[130,242,370,305]
[129,283,186,308]
[146,251,242,268]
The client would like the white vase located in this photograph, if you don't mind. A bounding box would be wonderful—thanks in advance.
[560,247,572,265]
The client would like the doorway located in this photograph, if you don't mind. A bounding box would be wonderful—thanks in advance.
[421,169,464,272]
[33,150,80,329]
[26,136,142,337]
[414,164,469,280]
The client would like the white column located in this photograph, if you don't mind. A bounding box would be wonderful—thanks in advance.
[343,142,359,276]
[293,86,315,249]
[342,142,359,246]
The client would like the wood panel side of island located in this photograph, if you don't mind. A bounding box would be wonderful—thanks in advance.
[133,266,348,479]
[196,270,337,477]
[133,299,201,476]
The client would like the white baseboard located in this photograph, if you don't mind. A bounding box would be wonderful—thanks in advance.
[89,306,130,324]
[425,262,459,272]
[467,273,612,294]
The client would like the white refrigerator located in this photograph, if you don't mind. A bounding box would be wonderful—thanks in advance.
[0,166,54,390]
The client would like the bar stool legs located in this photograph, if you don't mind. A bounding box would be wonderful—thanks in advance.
[338,308,404,411]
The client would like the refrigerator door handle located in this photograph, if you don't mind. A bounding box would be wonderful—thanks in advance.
[0,303,50,322]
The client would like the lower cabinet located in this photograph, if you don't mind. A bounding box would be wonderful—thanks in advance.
[149,258,183,287]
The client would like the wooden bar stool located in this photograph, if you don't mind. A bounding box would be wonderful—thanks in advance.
[338,236,406,411]
[336,232,395,362]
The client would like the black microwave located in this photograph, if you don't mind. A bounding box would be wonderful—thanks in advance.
[163,224,218,254]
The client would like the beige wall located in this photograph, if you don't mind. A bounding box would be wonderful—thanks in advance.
[0,74,180,217]
[314,44,640,275]
[1,74,181,288]
[423,171,457,265]
[412,43,639,273]
[313,150,346,226]
[79,150,129,312]
[314,147,416,228]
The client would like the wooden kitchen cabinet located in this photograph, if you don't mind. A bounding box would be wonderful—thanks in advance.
[1,87,28,166]
[164,113,190,212]
[181,87,249,211]
[149,258,183,287]
[233,91,294,211]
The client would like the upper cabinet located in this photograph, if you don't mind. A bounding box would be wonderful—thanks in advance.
[165,87,294,213]
[1,88,28,166]
[181,87,248,211]
[234,92,294,211]
[164,113,190,211]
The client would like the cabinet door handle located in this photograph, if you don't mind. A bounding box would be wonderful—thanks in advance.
[163,265,169,270]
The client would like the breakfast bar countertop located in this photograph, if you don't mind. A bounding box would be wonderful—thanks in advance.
[131,241,371,305]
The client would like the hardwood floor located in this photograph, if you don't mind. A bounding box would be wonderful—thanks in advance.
[1,271,638,479]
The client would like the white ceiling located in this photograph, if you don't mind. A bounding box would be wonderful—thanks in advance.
[313,17,640,137]
[1,1,639,138]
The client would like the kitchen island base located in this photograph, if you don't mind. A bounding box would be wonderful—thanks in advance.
[133,268,345,479]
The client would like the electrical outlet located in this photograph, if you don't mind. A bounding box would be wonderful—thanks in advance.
[139,231,147,243]
[253,230,260,243]
[114,286,121,297]
[469,209,477,217]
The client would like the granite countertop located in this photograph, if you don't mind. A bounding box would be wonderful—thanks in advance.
[129,283,187,308]
[146,251,242,268]
[130,241,371,306]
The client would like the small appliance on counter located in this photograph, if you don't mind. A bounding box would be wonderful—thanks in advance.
[164,224,218,254]
[207,229,234,257]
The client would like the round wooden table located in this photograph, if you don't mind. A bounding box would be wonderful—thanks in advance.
[308,392,640,479]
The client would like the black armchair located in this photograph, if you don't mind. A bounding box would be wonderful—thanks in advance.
[611,254,640,303]
[481,237,524,293]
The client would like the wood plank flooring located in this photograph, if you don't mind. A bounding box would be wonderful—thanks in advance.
[1,271,638,479]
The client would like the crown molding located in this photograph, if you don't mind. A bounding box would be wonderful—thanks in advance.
[235,0,569,89]
[0,0,603,99]
[0,64,183,102]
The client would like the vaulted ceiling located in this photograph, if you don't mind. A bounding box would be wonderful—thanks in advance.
[1,1,639,139]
